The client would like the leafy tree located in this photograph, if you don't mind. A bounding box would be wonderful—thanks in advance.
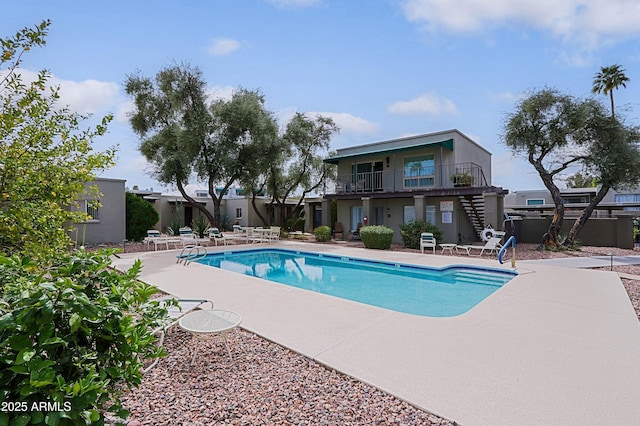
[503,88,640,248]
[502,89,594,248]
[125,66,278,228]
[0,20,115,260]
[270,113,338,225]
[564,113,640,246]
[125,192,159,241]
[200,88,278,227]
[125,65,214,224]
[592,64,629,118]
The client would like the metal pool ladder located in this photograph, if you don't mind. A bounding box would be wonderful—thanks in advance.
[177,245,208,266]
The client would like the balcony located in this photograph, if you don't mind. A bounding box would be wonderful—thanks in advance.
[331,162,487,195]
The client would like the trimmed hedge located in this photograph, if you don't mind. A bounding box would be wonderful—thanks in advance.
[360,225,394,249]
[313,225,332,242]
[399,220,443,250]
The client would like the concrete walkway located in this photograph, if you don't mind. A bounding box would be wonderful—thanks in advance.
[112,242,640,425]
[520,254,640,269]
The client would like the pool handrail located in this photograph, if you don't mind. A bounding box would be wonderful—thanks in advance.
[177,244,208,265]
[498,236,516,266]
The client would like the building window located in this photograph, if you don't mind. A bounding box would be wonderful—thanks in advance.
[78,200,100,221]
[403,206,416,224]
[526,199,545,206]
[403,155,434,188]
[426,205,436,225]
[615,194,640,203]
[562,196,588,204]
[236,208,242,219]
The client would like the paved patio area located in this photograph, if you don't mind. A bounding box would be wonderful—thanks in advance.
[112,241,640,425]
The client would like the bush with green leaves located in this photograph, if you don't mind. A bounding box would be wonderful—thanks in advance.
[0,250,171,425]
[313,226,331,242]
[219,214,234,231]
[0,20,115,261]
[191,215,209,238]
[360,225,394,249]
[125,192,160,241]
[399,221,443,250]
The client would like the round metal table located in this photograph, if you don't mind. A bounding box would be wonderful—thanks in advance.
[179,309,242,365]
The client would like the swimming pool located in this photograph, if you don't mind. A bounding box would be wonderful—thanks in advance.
[195,248,517,317]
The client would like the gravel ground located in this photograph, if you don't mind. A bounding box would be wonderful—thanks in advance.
[107,240,640,425]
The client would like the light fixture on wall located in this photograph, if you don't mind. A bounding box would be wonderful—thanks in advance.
[386,156,390,167]
[386,208,391,218]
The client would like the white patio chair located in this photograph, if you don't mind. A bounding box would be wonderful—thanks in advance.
[269,226,281,242]
[420,232,437,254]
[209,227,231,246]
[456,236,503,256]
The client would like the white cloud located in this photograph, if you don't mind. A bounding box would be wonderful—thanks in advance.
[310,112,379,134]
[2,68,120,116]
[400,0,640,48]
[387,93,458,116]
[207,37,241,56]
[56,78,120,115]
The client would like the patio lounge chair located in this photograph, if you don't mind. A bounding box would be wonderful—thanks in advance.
[144,230,180,251]
[144,297,214,373]
[456,236,503,256]
[420,232,437,254]
[209,227,232,246]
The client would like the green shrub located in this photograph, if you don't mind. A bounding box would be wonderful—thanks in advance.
[360,225,394,249]
[219,214,234,231]
[313,225,331,242]
[192,215,209,238]
[125,192,160,241]
[399,221,443,250]
[0,249,171,425]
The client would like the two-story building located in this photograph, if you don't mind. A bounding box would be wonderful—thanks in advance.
[322,129,508,244]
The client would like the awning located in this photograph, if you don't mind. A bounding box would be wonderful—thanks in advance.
[324,138,454,164]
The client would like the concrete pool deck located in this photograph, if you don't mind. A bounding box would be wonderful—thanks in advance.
[112,241,640,425]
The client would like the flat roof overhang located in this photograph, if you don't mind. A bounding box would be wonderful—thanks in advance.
[324,139,454,165]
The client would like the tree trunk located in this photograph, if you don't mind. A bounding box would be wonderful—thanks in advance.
[563,184,611,247]
[176,180,215,225]
[251,191,269,227]
[540,173,564,248]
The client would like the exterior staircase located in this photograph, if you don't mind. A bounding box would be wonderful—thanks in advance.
[458,195,486,240]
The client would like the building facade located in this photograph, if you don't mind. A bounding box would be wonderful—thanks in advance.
[70,177,126,246]
[322,130,507,244]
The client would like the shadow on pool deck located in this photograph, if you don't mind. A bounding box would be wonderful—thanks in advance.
[112,241,640,426]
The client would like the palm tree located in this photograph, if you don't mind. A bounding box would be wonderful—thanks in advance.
[592,64,629,118]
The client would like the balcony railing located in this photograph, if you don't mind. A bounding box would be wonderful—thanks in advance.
[331,162,487,195]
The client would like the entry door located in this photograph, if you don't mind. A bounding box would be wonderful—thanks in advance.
[184,206,193,227]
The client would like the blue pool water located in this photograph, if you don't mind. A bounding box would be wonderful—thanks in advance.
[195,248,517,317]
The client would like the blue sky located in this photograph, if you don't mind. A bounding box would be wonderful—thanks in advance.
[4,0,640,192]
